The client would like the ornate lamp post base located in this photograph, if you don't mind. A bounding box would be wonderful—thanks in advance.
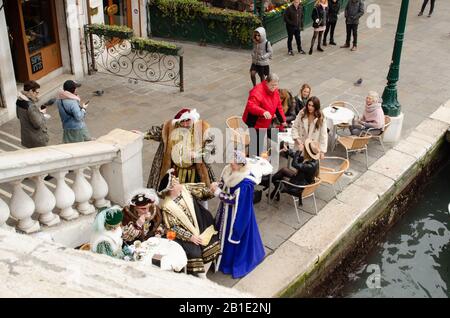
[381,0,410,143]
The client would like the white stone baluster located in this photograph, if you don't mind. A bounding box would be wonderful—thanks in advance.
[0,197,14,232]
[72,168,95,215]
[91,165,110,208]
[32,175,60,226]
[52,171,79,220]
[10,180,40,233]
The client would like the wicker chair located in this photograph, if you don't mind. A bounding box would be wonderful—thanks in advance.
[362,115,391,152]
[226,116,250,153]
[319,157,350,197]
[337,135,372,168]
[273,178,322,222]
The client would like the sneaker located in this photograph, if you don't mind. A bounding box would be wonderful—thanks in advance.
[340,44,350,48]
[351,46,357,51]
[298,49,306,54]
[288,50,294,56]
[418,11,423,16]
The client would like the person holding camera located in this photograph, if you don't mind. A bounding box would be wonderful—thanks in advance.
[309,0,329,55]
[16,80,49,149]
[56,80,92,143]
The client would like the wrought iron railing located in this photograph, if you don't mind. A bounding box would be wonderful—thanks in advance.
[84,28,184,92]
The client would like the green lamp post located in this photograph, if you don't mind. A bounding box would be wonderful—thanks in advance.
[381,0,410,117]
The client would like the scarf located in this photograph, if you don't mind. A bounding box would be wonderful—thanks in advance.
[58,90,81,102]
[19,90,39,103]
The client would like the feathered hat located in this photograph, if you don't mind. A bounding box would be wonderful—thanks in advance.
[172,108,200,124]
[157,168,176,196]
[92,205,123,232]
[127,188,159,207]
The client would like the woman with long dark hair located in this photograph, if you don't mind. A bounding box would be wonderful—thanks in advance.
[291,96,328,159]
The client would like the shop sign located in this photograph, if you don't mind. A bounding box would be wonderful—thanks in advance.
[30,53,43,74]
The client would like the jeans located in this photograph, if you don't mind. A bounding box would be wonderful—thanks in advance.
[286,25,302,52]
[420,0,435,15]
[345,23,359,46]
[324,21,337,43]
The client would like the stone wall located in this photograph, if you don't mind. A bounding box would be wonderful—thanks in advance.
[0,228,251,297]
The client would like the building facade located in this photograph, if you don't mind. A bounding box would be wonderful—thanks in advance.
[0,0,148,125]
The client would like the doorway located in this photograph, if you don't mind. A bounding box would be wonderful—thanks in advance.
[103,0,132,27]
[4,0,63,83]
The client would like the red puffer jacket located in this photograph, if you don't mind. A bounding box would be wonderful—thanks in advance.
[242,81,286,129]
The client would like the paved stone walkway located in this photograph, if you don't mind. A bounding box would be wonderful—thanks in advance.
[1,0,449,289]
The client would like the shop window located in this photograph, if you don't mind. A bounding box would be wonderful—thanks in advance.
[21,0,56,54]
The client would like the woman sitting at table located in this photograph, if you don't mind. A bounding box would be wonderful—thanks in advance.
[350,91,385,136]
[269,139,320,202]
[273,89,296,127]
[291,96,327,159]
[294,83,312,115]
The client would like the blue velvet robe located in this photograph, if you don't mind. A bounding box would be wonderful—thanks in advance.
[215,175,265,279]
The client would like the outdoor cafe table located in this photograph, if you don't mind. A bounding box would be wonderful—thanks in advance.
[323,106,355,151]
[247,156,274,203]
[135,237,187,272]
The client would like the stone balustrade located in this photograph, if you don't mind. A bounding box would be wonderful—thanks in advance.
[0,129,144,234]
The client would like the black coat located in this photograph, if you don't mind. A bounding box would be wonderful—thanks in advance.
[284,3,304,30]
[312,4,328,28]
[345,0,364,24]
[289,151,318,186]
[294,96,307,115]
[274,91,296,125]
[327,0,341,23]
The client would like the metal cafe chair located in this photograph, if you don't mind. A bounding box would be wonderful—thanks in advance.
[319,157,350,198]
[337,135,372,169]
[273,178,322,223]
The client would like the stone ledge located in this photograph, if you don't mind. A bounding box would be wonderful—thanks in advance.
[394,138,428,160]
[369,149,416,180]
[414,118,449,140]
[289,199,362,252]
[429,105,450,125]
[0,229,250,298]
[234,240,320,298]
[353,170,395,198]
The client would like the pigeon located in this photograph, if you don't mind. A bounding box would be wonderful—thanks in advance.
[354,78,363,86]
[93,90,104,96]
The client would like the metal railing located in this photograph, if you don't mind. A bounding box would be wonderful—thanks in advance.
[84,27,184,92]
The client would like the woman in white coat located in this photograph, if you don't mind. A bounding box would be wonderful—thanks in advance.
[291,96,328,159]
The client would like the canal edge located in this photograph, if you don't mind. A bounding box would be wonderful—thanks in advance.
[233,101,450,298]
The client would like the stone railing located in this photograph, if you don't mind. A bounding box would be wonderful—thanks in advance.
[0,129,143,234]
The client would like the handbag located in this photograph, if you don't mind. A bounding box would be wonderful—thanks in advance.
[313,7,324,28]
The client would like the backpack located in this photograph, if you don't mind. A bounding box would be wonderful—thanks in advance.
[265,40,270,53]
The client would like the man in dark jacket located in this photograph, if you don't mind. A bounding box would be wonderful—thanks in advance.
[284,0,305,55]
[323,0,340,46]
[16,81,49,148]
[341,0,364,51]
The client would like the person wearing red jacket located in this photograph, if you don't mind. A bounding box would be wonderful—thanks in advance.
[242,73,287,156]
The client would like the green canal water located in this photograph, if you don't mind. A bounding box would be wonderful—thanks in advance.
[340,160,450,298]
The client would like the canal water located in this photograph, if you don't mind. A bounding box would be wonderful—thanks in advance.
[339,160,450,298]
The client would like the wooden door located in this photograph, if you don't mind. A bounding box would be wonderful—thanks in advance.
[5,0,62,82]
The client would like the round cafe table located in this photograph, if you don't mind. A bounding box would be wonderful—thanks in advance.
[323,106,355,151]
[136,237,187,272]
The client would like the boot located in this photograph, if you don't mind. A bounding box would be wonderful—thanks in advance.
[317,45,324,52]
[322,39,327,47]
[308,47,313,55]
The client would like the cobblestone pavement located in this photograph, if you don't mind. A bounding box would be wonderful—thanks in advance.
[1,0,449,287]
